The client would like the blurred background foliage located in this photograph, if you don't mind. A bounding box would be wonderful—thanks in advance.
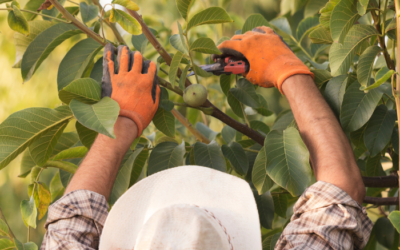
[0,0,387,247]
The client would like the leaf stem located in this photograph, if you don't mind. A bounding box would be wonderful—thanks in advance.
[243,148,259,153]
[290,35,313,60]
[0,8,70,23]
[384,92,396,102]
[171,109,210,143]
[48,0,106,45]
[66,0,79,5]
[184,34,200,84]
[0,206,15,240]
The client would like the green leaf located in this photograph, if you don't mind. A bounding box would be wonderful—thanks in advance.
[29,121,68,166]
[253,191,274,229]
[296,16,319,42]
[23,0,45,20]
[53,132,79,155]
[0,106,73,170]
[153,108,175,137]
[179,65,190,91]
[220,74,231,96]
[32,182,51,220]
[270,17,292,36]
[320,0,340,29]
[304,0,329,18]
[159,88,174,112]
[256,94,273,117]
[170,34,188,54]
[329,25,379,76]
[176,0,194,20]
[241,14,271,34]
[324,75,348,116]
[221,142,249,175]
[110,148,144,203]
[70,97,120,138]
[131,33,148,54]
[272,110,294,131]
[49,171,65,202]
[227,91,244,118]
[389,211,400,234]
[363,70,395,91]
[190,37,221,55]
[8,5,29,35]
[272,193,287,218]
[364,105,396,156]
[375,217,395,248]
[169,51,184,85]
[15,241,38,250]
[112,0,139,10]
[366,154,384,177]
[59,78,101,104]
[250,120,270,135]
[13,20,53,68]
[330,0,359,43]
[19,150,36,178]
[90,57,103,83]
[186,7,233,31]
[41,0,65,21]
[252,146,274,195]
[221,125,235,144]
[309,26,333,44]
[311,69,332,87]
[0,219,9,237]
[147,141,185,175]
[113,9,141,35]
[21,197,37,228]
[79,2,98,23]
[52,146,88,161]
[57,39,103,91]
[45,161,78,174]
[357,46,382,88]
[229,78,260,108]
[194,141,226,172]
[357,0,369,15]
[340,81,383,132]
[265,128,312,196]
[0,239,15,250]
[21,23,82,82]
[129,147,149,186]
[196,122,218,141]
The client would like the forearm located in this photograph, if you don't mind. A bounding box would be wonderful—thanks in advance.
[65,117,138,200]
[281,75,365,203]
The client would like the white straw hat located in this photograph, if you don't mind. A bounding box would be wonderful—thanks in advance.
[100,165,262,250]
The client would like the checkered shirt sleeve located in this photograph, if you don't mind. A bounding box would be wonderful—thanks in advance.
[41,190,109,250]
[275,181,373,250]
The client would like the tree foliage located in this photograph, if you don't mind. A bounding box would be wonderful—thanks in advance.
[0,0,399,248]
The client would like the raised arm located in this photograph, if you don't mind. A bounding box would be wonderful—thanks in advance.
[42,45,160,250]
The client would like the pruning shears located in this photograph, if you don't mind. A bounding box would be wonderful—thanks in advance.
[187,57,249,77]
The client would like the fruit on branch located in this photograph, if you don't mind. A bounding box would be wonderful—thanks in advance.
[183,84,208,107]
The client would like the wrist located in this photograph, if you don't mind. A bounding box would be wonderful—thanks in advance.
[281,74,315,96]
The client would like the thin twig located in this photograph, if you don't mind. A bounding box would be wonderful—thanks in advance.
[0,206,15,240]
[243,148,259,153]
[48,0,106,45]
[66,0,79,5]
[0,8,70,23]
[171,109,210,143]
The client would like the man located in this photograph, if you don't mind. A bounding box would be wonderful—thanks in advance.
[42,27,372,249]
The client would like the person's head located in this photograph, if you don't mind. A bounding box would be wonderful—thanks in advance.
[100,166,262,250]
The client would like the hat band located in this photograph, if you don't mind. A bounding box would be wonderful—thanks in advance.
[193,205,234,250]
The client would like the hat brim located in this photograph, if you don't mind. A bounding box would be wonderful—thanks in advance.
[100,165,262,250]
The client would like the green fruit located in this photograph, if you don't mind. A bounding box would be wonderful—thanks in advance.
[183,84,208,107]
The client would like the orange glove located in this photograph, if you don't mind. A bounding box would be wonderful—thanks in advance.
[215,26,314,93]
[102,44,160,136]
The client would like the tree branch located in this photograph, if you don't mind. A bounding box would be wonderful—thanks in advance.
[362,175,399,187]
[364,196,399,205]
[48,0,106,46]
[126,9,266,145]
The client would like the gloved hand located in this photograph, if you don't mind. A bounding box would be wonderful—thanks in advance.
[214,26,314,93]
[102,44,160,137]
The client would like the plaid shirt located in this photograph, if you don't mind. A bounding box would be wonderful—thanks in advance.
[41,181,372,250]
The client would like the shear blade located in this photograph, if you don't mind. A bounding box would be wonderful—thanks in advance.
[186,63,223,77]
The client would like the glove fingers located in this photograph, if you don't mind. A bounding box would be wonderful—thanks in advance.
[116,45,128,73]
[132,52,143,74]
[119,46,130,73]
[102,43,115,98]
[142,60,158,104]
[231,34,244,41]
[142,59,151,74]
[128,51,136,71]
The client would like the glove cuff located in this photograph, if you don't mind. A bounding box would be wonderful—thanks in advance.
[264,54,314,94]
[119,109,144,137]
